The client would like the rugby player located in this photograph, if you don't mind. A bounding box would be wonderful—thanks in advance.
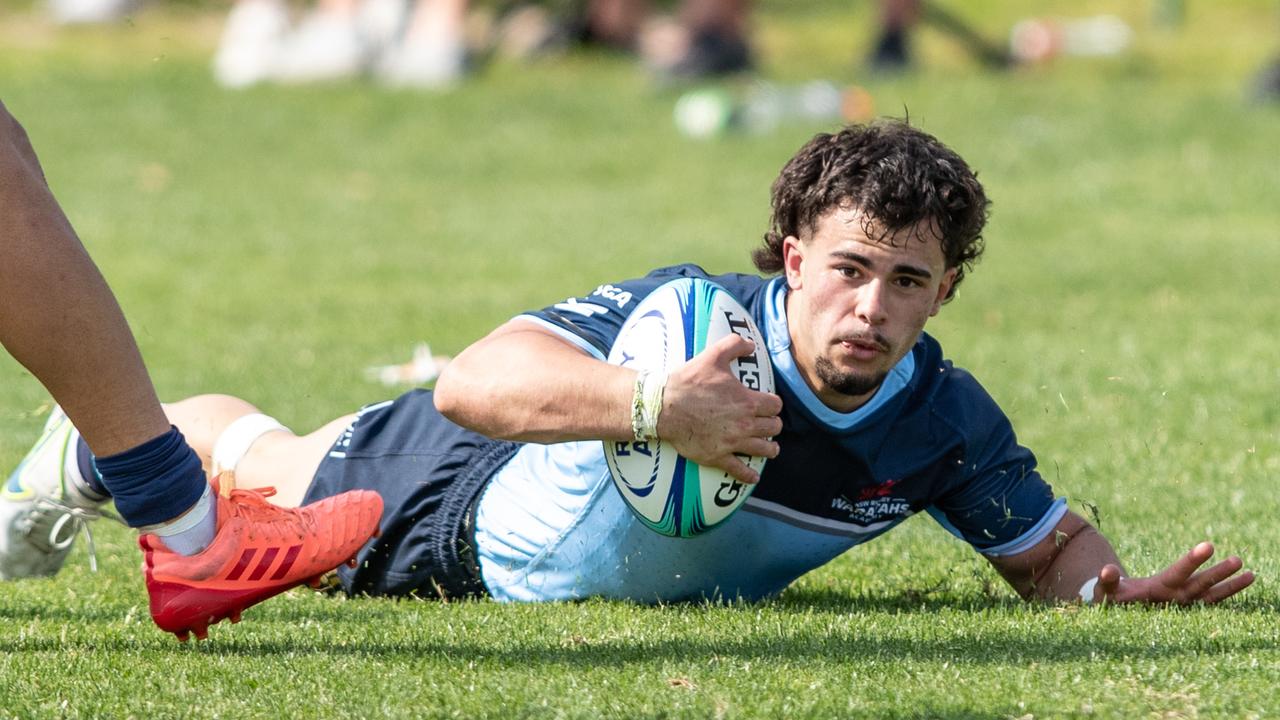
[4,119,1254,608]
[0,102,383,641]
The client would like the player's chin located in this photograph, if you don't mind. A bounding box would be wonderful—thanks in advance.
[817,361,885,398]
[836,376,884,398]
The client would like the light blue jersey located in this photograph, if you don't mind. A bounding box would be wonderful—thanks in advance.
[474,268,1065,602]
[479,440,890,602]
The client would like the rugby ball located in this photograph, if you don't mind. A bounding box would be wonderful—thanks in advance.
[604,278,774,538]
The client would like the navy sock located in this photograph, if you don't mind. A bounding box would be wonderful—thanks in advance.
[76,437,110,499]
[93,427,206,528]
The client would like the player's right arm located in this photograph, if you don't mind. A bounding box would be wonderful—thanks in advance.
[434,318,782,484]
[434,319,635,442]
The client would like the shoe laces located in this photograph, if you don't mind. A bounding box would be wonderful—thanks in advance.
[225,487,312,543]
[27,496,124,573]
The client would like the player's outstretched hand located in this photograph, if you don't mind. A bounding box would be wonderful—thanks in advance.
[1089,542,1255,605]
[658,334,782,485]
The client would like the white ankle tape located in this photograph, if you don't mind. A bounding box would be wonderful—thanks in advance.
[211,413,289,475]
[142,483,214,536]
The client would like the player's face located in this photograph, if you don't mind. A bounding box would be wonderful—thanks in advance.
[783,205,956,413]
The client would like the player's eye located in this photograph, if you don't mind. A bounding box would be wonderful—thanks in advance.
[894,276,924,289]
[836,266,861,279]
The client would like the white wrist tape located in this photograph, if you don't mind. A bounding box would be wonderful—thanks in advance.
[630,370,668,442]
[211,412,290,475]
[1078,576,1100,604]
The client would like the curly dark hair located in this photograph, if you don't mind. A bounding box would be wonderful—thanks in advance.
[753,120,990,302]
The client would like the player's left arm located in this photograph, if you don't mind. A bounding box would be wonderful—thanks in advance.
[987,510,1256,605]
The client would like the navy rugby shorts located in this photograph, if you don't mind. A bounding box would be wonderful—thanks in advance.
[302,389,520,599]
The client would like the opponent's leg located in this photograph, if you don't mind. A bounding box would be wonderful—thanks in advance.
[0,103,380,640]
[2,398,381,641]
[161,394,268,472]
[142,398,379,640]
[231,414,356,508]
[162,394,356,508]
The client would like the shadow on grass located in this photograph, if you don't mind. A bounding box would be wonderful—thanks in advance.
[861,709,1023,720]
[773,585,1019,612]
[3,628,1274,665]
[3,588,1275,665]
[773,583,1280,614]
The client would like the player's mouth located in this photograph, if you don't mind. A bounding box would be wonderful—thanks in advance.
[837,334,890,361]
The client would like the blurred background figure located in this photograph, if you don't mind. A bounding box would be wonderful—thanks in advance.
[623,0,753,80]
[46,0,1152,89]
[1252,54,1280,102]
[48,0,139,23]
[866,0,918,72]
[214,0,468,89]
[867,0,1022,74]
[212,0,753,89]
[496,0,754,80]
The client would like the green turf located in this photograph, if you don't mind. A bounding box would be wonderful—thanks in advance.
[2,1,1278,717]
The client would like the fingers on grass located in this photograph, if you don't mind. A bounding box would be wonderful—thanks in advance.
[1098,564,1123,590]
[1199,570,1256,605]
[1091,564,1124,602]
[1183,557,1251,604]
[1164,542,1216,586]
[1184,556,1244,598]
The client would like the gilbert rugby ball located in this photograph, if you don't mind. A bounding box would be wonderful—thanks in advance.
[604,278,774,538]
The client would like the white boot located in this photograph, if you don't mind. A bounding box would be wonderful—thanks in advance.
[0,407,113,579]
[213,0,291,89]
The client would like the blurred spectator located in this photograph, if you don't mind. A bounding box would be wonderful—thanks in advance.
[1252,55,1280,103]
[379,0,469,86]
[214,0,467,89]
[48,0,138,24]
[213,0,291,87]
[493,0,755,80]
[867,0,1015,73]
[627,0,753,80]
[213,0,752,89]
[867,0,918,72]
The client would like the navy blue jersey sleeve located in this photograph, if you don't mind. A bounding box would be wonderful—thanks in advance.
[516,264,738,359]
[925,374,1066,557]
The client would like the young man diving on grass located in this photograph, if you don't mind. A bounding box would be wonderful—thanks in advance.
[3,119,1254,610]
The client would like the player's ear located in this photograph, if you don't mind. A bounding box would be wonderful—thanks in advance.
[782,236,805,290]
[930,267,958,316]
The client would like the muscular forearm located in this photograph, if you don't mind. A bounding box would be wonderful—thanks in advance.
[434,320,636,443]
[991,511,1124,602]
[438,319,781,484]
[0,103,170,456]
[1030,523,1124,601]
[991,509,1254,606]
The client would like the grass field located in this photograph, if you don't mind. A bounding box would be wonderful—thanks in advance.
[2,0,1279,717]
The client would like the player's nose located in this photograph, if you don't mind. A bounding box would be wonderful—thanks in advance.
[853,280,889,326]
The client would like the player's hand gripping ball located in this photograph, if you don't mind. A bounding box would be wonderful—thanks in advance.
[605,278,775,537]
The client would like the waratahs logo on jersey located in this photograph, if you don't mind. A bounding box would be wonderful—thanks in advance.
[831,479,913,525]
